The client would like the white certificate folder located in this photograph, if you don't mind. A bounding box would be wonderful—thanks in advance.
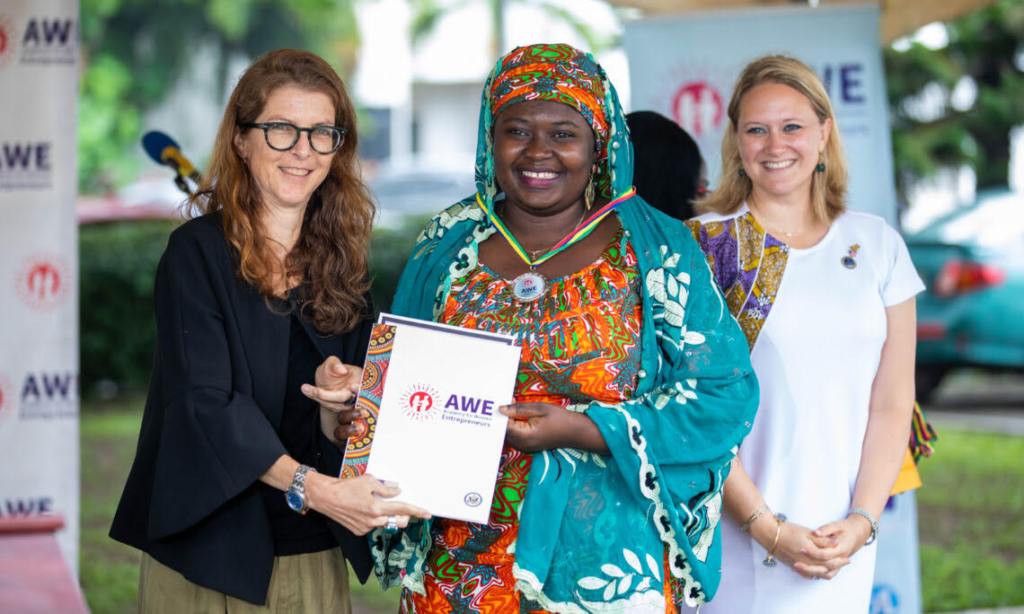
[341,313,521,524]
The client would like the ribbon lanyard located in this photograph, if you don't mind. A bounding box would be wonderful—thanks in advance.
[476,187,636,269]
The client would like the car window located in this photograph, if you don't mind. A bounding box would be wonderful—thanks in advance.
[937,192,1024,248]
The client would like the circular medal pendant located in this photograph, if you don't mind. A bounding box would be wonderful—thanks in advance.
[842,256,857,269]
[511,271,546,303]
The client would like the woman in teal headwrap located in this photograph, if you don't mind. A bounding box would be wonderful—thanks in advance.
[372,43,758,613]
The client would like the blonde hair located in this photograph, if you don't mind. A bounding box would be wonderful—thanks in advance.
[698,55,848,222]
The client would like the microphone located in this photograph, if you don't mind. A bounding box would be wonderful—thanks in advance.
[142,131,202,194]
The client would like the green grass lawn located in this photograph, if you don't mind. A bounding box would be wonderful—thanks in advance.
[916,429,1024,611]
[80,399,1024,613]
[79,397,400,614]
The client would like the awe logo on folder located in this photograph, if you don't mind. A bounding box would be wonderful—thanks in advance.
[341,314,521,524]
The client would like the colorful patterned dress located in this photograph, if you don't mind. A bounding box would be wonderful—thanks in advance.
[399,227,645,613]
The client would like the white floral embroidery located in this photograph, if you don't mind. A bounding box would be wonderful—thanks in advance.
[563,548,667,613]
[646,247,694,351]
[692,493,722,563]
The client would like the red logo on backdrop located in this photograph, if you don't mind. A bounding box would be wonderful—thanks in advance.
[672,81,725,137]
[0,373,13,425]
[400,384,439,421]
[0,13,15,70]
[17,255,70,311]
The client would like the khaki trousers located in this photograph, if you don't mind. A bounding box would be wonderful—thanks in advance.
[138,549,352,614]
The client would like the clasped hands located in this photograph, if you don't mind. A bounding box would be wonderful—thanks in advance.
[750,512,875,580]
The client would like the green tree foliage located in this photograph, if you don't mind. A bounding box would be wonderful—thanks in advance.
[79,220,177,398]
[78,217,425,398]
[885,0,1024,199]
[79,0,364,194]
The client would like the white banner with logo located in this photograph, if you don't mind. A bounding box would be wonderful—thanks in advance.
[624,3,897,225]
[0,0,80,575]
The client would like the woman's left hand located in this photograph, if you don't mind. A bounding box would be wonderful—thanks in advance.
[302,355,362,412]
[810,516,874,561]
[501,402,609,455]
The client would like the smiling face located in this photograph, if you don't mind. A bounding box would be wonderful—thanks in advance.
[493,99,597,218]
[234,84,337,214]
[736,82,831,205]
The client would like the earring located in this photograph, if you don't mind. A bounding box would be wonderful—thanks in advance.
[738,168,746,178]
[584,174,595,212]
[816,154,826,173]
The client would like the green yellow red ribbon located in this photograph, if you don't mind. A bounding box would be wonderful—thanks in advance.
[476,187,636,269]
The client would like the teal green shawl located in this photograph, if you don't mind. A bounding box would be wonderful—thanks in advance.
[371,47,758,612]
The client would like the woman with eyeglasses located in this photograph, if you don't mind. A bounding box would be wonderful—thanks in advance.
[110,49,429,613]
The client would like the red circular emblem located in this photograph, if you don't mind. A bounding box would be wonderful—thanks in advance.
[408,391,433,412]
[17,254,70,311]
[0,373,13,425]
[0,14,16,71]
[400,384,439,421]
[672,81,724,138]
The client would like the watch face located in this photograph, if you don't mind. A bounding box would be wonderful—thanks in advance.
[285,490,306,512]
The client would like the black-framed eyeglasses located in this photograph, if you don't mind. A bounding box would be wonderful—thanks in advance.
[239,122,347,154]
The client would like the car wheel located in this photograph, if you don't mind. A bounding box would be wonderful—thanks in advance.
[915,367,946,404]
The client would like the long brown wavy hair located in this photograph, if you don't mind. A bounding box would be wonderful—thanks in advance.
[192,48,374,335]
[698,55,848,223]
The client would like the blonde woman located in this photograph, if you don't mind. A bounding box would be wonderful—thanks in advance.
[686,55,923,613]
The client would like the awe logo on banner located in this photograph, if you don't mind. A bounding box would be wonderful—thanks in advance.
[0,369,78,425]
[0,0,81,578]
[0,12,76,68]
[0,10,74,191]
[0,141,52,190]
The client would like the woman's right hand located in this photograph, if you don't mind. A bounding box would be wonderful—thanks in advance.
[305,472,431,536]
[303,356,362,412]
[750,515,850,580]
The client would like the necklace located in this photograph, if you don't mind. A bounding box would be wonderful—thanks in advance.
[765,225,806,238]
[749,202,813,239]
[478,189,635,303]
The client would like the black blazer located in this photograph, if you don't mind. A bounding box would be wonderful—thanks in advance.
[110,213,373,605]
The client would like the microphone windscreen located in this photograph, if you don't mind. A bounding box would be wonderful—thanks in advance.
[142,131,181,166]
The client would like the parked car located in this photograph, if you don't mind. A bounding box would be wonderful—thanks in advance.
[906,188,1024,402]
[77,175,188,224]
[368,160,477,228]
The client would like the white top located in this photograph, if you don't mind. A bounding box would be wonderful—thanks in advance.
[695,205,924,614]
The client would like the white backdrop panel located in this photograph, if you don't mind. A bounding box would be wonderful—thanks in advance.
[0,0,80,576]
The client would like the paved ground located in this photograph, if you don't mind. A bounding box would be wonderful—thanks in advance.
[922,371,1024,435]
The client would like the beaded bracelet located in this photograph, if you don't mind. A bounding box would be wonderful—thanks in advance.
[849,508,879,545]
[740,503,769,532]
[762,513,787,567]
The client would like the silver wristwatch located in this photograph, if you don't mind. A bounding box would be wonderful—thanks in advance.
[285,464,317,515]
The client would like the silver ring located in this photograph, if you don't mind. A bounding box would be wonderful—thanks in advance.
[812,575,821,580]
[383,515,398,533]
